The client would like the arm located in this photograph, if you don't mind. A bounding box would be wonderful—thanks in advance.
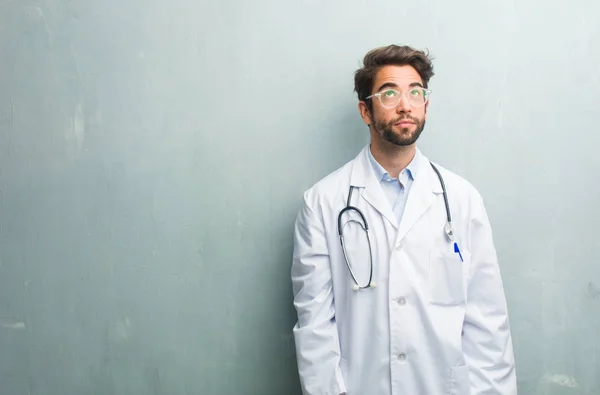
[463,191,517,394]
[291,193,346,395]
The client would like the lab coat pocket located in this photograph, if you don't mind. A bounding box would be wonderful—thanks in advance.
[447,365,470,395]
[429,250,467,306]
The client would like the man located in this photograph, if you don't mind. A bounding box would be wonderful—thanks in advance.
[290,44,517,395]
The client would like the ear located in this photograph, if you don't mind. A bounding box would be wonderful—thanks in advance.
[424,100,429,119]
[358,101,373,126]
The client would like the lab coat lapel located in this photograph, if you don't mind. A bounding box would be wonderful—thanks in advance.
[395,154,443,243]
[349,146,398,229]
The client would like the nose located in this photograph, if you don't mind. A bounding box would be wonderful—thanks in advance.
[395,94,411,113]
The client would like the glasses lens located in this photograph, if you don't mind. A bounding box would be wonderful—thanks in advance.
[379,89,401,108]
[408,88,428,107]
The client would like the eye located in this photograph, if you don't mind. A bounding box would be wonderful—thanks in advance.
[409,89,423,97]
[383,90,398,98]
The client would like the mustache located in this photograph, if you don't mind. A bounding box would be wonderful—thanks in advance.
[392,115,419,124]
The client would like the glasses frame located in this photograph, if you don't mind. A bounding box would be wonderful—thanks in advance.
[365,87,432,109]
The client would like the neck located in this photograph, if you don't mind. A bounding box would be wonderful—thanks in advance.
[369,138,416,179]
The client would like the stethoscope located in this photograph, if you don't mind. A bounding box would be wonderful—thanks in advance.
[337,162,460,291]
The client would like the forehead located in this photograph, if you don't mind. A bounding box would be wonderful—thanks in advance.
[372,65,423,92]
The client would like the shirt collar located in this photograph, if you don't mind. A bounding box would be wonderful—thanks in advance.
[367,145,420,182]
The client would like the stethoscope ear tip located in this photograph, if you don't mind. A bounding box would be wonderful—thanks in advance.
[370,281,376,288]
[352,284,360,291]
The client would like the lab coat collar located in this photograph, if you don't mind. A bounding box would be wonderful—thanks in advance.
[349,144,443,233]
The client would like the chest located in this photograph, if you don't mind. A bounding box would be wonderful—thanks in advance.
[326,192,470,306]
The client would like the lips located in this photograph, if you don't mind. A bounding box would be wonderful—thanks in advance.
[395,119,415,126]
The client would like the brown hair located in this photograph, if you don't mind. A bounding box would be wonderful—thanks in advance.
[354,45,435,108]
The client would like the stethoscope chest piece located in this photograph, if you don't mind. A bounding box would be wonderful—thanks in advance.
[444,222,454,242]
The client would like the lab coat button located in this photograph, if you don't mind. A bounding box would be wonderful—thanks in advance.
[398,353,407,361]
[398,297,406,306]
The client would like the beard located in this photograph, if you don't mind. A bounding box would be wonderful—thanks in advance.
[373,113,425,147]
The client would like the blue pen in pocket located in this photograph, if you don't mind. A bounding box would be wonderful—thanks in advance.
[454,242,463,262]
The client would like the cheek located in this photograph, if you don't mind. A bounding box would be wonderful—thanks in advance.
[374,108,395,124]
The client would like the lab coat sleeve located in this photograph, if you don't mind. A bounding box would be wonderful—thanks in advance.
[463,191,517,394]
[291,193,346,395]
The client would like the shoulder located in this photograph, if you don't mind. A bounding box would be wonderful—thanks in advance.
[295,145,370,221]
[301,157,354,210]
[427,159,485,208]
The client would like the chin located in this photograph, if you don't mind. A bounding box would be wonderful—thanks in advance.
[393,131,415,141]
[390,140,416,147]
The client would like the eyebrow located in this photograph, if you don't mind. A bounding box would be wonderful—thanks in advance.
[375,81,424,92]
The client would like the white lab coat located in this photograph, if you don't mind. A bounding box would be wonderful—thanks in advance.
[291,145,517,395]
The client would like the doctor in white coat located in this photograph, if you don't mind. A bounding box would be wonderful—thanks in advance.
[291,44,517,395]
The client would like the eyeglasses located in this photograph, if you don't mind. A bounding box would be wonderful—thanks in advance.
[366,87,431,108]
